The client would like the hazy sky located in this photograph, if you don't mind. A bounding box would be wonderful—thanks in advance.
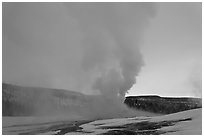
[128,3,202,97]
[3,3,202,98]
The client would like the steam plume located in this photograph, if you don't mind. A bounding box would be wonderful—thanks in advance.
[64,3,156,98]
[3,3,156,117]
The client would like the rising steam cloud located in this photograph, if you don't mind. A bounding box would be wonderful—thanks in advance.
[3,3,156,100]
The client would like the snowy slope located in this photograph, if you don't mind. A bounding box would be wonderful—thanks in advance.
[67,108,202,135]
[2,108,201,135]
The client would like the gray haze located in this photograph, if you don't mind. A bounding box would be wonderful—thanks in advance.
[3,3,156,99]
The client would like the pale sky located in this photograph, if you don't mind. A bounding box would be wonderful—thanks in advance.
[128,3,202,97]
[3,3,202,98]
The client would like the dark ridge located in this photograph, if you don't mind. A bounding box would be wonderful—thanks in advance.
[2,83,90,116]
[2,83,202,116]
[2,83,85,96]
[124,95,202,114]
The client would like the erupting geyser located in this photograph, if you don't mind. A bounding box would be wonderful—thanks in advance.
[3,3,156,118]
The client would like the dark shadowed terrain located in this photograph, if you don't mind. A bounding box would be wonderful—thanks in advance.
[3,83,201,116]
[124,95,201,114]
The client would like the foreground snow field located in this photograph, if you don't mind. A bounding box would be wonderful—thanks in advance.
[74,108,202,135]
[2,108,202,135]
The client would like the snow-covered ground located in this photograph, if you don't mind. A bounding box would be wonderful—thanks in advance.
[67,108,202,135]
[2,114,85,135]
[2,108,202,135]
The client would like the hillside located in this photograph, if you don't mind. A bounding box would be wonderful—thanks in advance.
[2,83,91,116]
[124,95,202,114]
[3,83,148,118]
[66,108,202,135]
[2,83,202,117]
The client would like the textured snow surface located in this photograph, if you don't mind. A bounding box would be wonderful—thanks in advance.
[2,108,202,135]
[69,108,202,135]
